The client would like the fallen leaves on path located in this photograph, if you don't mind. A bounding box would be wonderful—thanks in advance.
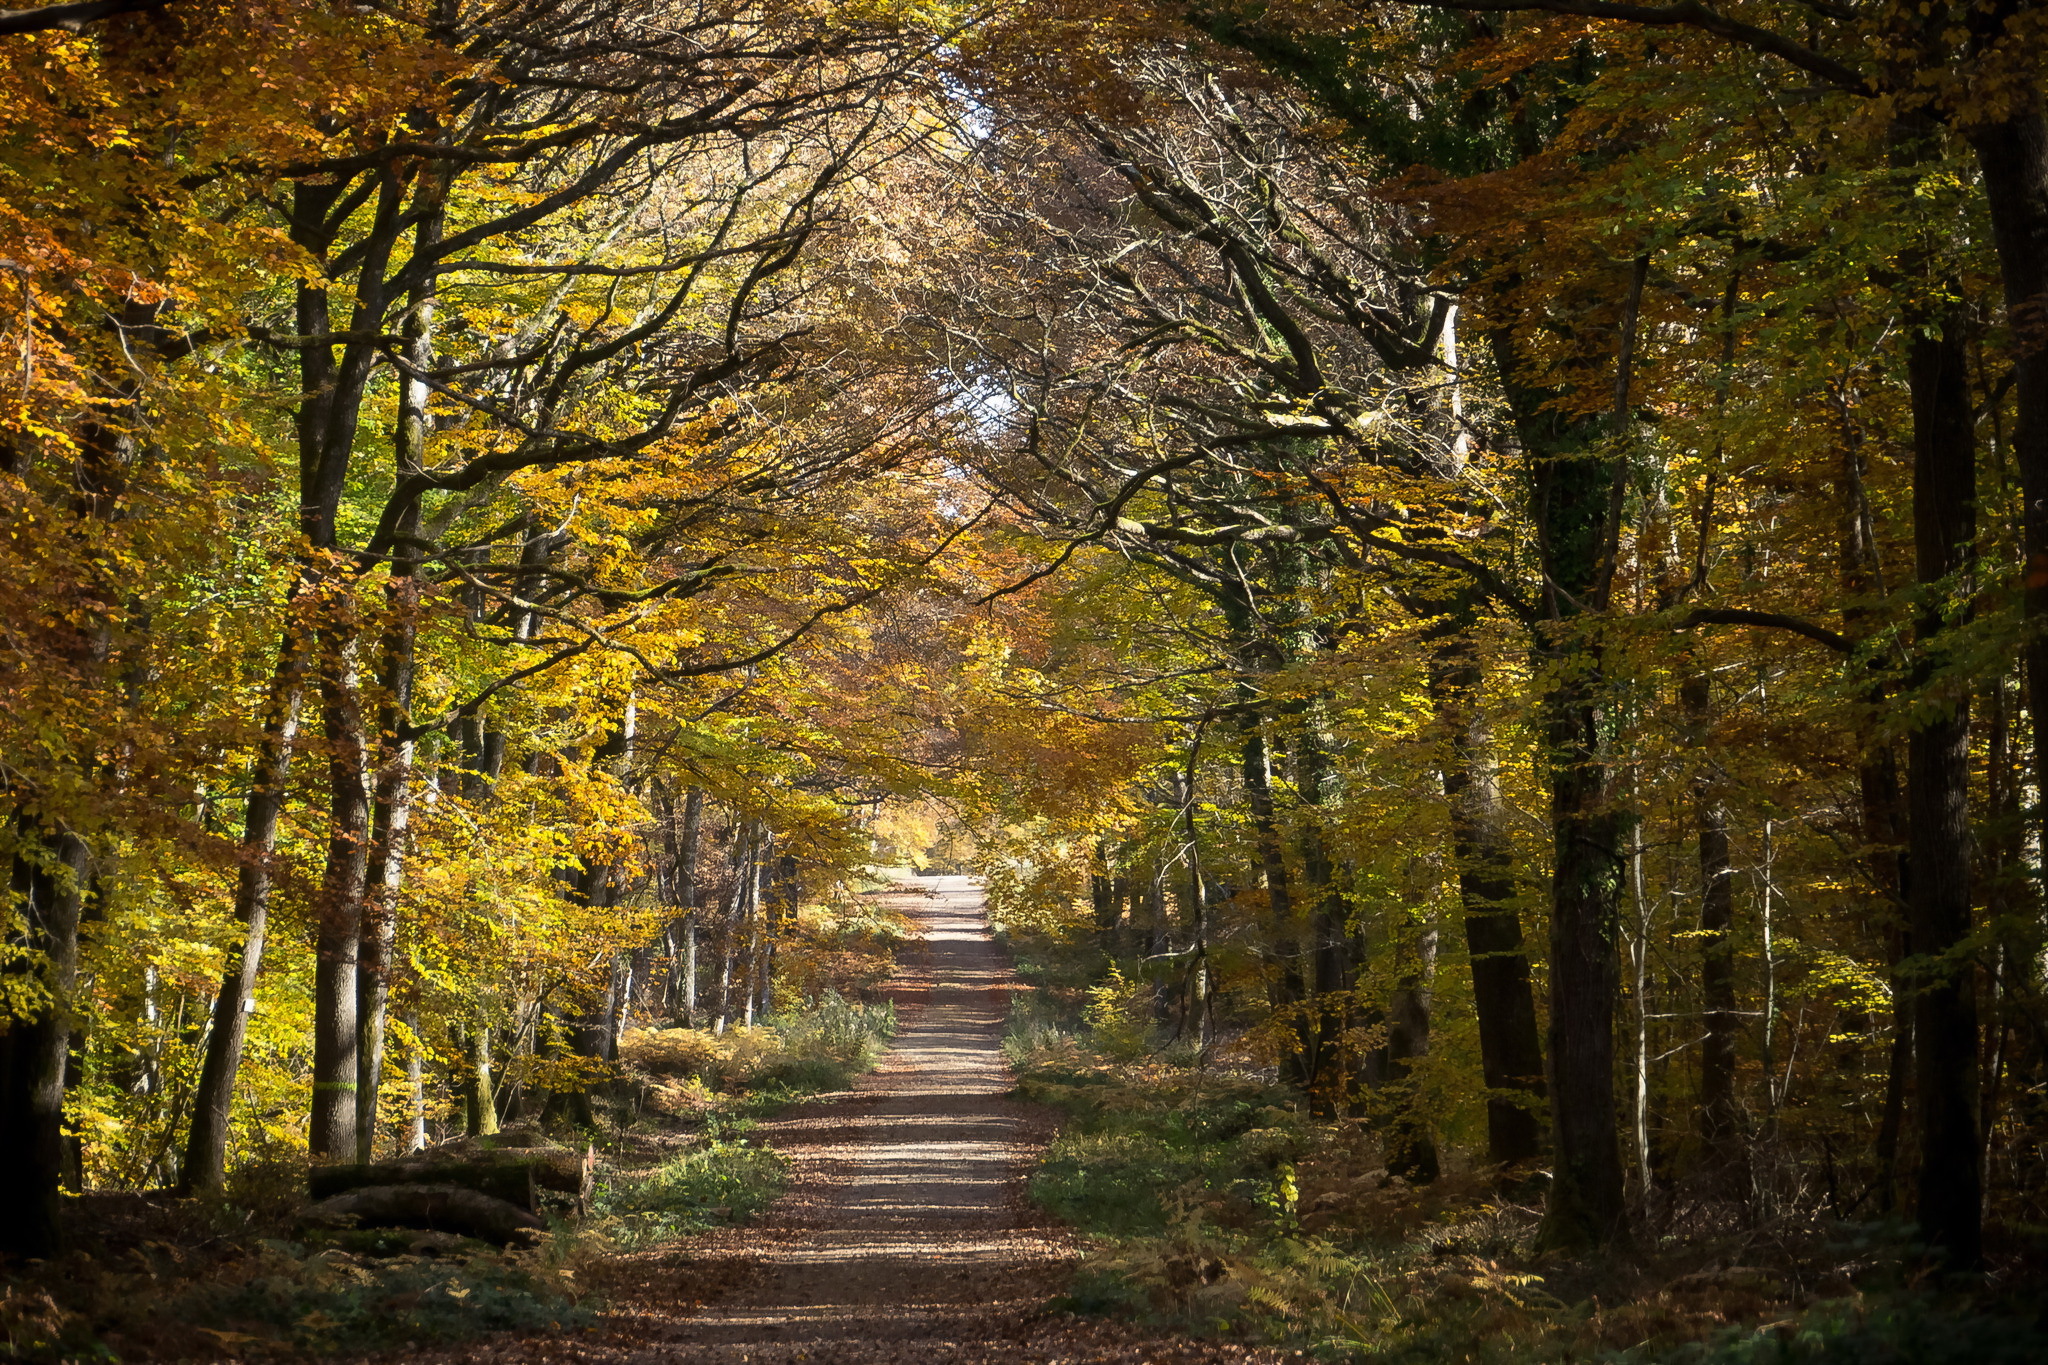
[408,879,1292,1365]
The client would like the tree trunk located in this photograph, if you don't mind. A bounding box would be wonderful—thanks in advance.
[183,638,306,1192]
[1094,869,1126,957]
[1503,365,1632,1251]
[668,786,705,1024]
[0,830,90,1257]
[1902,300,1983,1268]
[1490,258,1639,1252]
[1376,923,1442,1184]
[1295,724,1352,1114]
[355,743,414,1163]
[1536,681,1631,1251]
[713,826,743,1033]
[1834,399,1915,1214]
[405,1009,428,1153]
[1430,643,1545,1165]
[1680,671,1744,1184]
[355,186,441,1162]
[299,169,406,1165]
[763,850,797,1015]
[1968,108,2048,868]
[310,629,372,1160]
[461,1024,499,1138]
[1243,724,1309,1087]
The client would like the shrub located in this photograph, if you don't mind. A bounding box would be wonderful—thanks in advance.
[620,991,897,1115]
[589,1139,788,1249]
[1084,965,1153,1060]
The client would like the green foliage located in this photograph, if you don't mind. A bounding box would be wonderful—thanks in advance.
[0,1236,587,1362]
[195,1248,586,1356]
[589,1138,789,1249]
[1018,1031,2048,1364]
[621,990,897,1110]
[1634,1297,2048,1365]
[1084,965,1153,1060]
[772,992,900,1074]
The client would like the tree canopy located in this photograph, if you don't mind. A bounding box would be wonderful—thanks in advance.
[1,0,2044,1302]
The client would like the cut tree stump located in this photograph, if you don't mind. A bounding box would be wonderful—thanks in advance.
[301,1184,544,1244]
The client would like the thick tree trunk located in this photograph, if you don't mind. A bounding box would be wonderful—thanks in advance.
[1902,308,1983,1267]
[355,189,440,1162]
[0,830,90,1257]
[1430,646,1545,1165]
[1536,681,1631,1251]
[1505,372,1632,1251]
[1968,108,2048,867]
[1242,725,1309,1087]
[311,637,372,1160]
[183,639,306,1192]
[1489,262,1638,1252]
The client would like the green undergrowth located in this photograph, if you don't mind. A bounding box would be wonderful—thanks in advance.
[0,1218,587,1362]
[618,990,899,1118]
[588,1131,789,1249]
[590,991,900,1250]
[3,993,900,1362]
[1009,1007,2048,1364]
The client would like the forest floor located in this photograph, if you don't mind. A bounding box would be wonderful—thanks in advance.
[415,875,1284,1365]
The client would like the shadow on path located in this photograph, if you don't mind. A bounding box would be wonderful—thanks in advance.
[424,876,1281,1364]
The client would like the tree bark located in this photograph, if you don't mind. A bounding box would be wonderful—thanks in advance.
[668,785,705,1024]
[355,183,441,1161]
[183,637,306,1192]
[1902,301,1984,1268]
[1536,679,1631,1251]
[1967,106,2048,868]
[0,830,90,1257]
[1242,724,1309,1087]
[1496,312,1635,1251]
[1430,643,1545,1165]
[303,1184,543,1244]
[1680,671,1744,1183]
[311,632,372,1159]
[355,736,415,1163]
[460,1024,499,1138]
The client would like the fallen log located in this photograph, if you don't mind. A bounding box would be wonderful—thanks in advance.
[308,1149,590,1210]
[300,1184,544,1244]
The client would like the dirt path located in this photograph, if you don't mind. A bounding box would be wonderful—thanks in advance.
[445,876,1280,1364]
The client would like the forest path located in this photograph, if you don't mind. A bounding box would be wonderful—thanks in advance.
[434,875,1280,1365]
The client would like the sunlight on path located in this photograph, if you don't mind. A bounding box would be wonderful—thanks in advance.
[426,876,1283,1364]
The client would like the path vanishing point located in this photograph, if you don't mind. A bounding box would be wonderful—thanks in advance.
[427,875,1285,1365]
